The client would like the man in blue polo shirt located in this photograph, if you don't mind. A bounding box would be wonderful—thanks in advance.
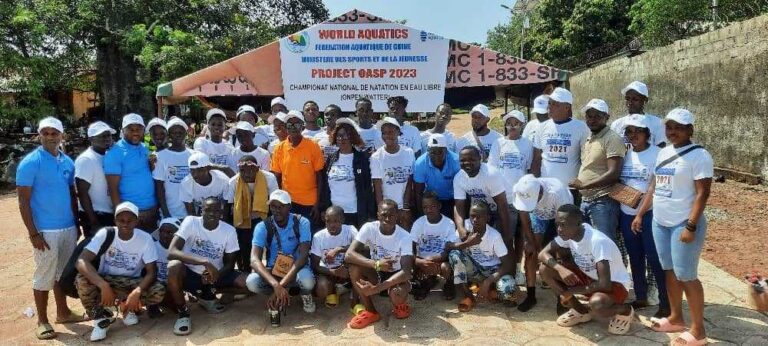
[17,117,85,340]
[414,134,460,218]
[104,113,158,232]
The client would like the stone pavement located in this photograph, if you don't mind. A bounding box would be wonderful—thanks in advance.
[41,260,768,345]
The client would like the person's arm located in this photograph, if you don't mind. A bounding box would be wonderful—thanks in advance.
[531,148,542,177]
[310,254,331,276]
[218,251,237,278]
[413,182,425,215]
[17,187,47,250]
[344,239,376,269]
[250,245,280,287]
[566,260,612,295]
[632,177,655,232]
[69,185,80,232]
[167,236,210,266]
[106,175,122,210]
[75,249,111,292]
[209,165,235,178]
[572,156,623,190]
[453,199,468,239]
[518,210,539,254]
[492,193,512,243]
[682,178,712,242]
[490,253,513,281]
[374,255,414,292]
[76,178,100,231]
[372,179,384,207]
[137,262,158,291]
[279,241,310,287]
[312,170,324,221]
[184,202,196,216]
[154,180,170,218]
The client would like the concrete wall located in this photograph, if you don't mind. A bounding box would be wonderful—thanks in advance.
[569,15,768,182]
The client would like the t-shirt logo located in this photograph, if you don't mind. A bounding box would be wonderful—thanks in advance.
[499,153,523,169]
[167,165,190,184]
[191,237,224,261]
[384,166,412,185]
[104,247,140,272]
[328,165,355,182]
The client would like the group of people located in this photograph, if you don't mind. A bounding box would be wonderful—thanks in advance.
[19,82,713,345]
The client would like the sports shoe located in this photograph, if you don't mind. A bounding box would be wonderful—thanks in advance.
[90,318,112,341]
[122,311,139,326]
[269,309,281,327]
[301,294,316,313]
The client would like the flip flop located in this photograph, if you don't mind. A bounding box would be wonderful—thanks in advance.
[173,316,192,336]
[556,308,593,327]
[458,297,475,312]
[36,323,56,340]
[392,303,411,319]
[55,311,89,324]
[350,303,366,316]
[651,317,687,333]
[325,294,339,308]
[671,331,708,346]
[347,311,380,329]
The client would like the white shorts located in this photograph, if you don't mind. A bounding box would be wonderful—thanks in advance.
[32,227,78,291]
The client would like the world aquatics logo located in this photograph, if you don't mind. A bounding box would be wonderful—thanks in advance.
[285,32,310,53]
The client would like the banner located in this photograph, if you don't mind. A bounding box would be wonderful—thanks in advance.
[278,23,449,112]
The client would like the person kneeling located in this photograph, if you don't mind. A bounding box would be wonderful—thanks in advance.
[410,192,458,300]
[538,204,634,335]
[345,199,414,329]
[447,200,517,312]
[311,206,360,310]
[75,202,165,341]
[166,197,248,336]
[246,190,316,327]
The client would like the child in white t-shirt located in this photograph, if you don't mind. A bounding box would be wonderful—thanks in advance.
[180,152,230,217]
[310,207,360,309]
[410,192,459,300]
[147,218,181,317]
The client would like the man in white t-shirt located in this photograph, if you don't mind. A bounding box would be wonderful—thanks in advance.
[355,98,383,155]
[522,94,550,143]
[76,121,116,236]
[153,117,194,219]
[532,88,591,191]
[166,198,246,335]
[310,206,359,310]
[538,204,634,335]
[75,202,165,341]
[446,200,516,311]
[387,96,422,157]
[301,101,324,137]
[610,81,667,148]
[370,117,415,229]
[420,103,457,153]
[410,192,459,300]
[180,152,230,217]
[344,199,414,329]
[193,109,235,176]
[455,104,503,162]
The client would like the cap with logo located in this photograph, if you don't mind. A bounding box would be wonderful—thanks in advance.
[114,201,139,217]
[470,104,490,118]
[145,118,167,134]
[625,114,649,129]
[427,133,448,148]
[664,108,695,125]
[188,152,211,169]
[512,174,542,212]
[166,116,189,131]
[269,189,292,205]
[87,121,116,138]
[237,105,257,118]
[122,113,145,129]
[533,95,550,114]
[503,110,526,124]
[38,117,64,133]
[580,98,610,115]
[621,81,649,98]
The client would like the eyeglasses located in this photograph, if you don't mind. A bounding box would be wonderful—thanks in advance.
[237,161,258,167]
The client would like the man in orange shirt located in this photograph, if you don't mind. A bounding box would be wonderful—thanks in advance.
[270,111,325,231]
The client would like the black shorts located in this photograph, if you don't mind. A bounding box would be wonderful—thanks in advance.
[183,267,242,295]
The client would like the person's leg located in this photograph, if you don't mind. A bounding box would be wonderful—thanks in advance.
[448,250,472,300]
[640,211,669,314]
[348,264,380,313]
[236,227,254,272]
[619,211,649,304]
[651,220,686,328]
[31,231,59,326]
[440,261,455,299]
[538,264,590,314]
[75,273,103,319]
[581,197,619,243]
[165,260,189,309]
[520,216,550,311]
[671,218,708,341]
[245,272,275,296]
[388,278,411,306]
[53,228,78,319]
[315,274,334,301]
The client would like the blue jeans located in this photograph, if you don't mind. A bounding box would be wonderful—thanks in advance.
[246,267,315,296]
[581,196,620,243]
[619,211,669,309]
[652,217,707,282]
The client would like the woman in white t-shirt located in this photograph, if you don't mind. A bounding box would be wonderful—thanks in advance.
[616,115,668,318]
[370,117,415,229]
[633,109,712,344]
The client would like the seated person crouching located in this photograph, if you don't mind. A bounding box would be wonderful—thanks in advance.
[311,206,360,310]
[410,191,458,300]
[246,189,316,327]
[166,197,248,335]
[344,199,414,329]
[75,202,165,342]
[147,218,181,318]
[447,200,517,312]
[538,204,634,335]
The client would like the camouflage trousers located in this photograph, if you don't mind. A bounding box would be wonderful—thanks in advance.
[448,250,517,302]
[75,273,166,318]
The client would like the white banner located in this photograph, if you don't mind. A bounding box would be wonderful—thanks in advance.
[279,23,449,112]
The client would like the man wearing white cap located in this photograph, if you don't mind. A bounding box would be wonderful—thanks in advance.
[105,113,158,232]
[370,117,416,229]
[522,94,550,143]
[75,201,165,341]
[413,133,461,218]
[571,99,625,243]
[610,81,667,148]
[355,98,384,154]
[270,96,288,115]
[193,108,235,171]
[153,117,195,219]
[455,104,503,162]
[76,121,116,236]
[17,116,83,339]
[180,152,231,217]
[420,103,457,154]
[144,117,168,152]
[227,121,271,174]
[387,96,423,156]
[236,104,258,126]
[532,87,591,191]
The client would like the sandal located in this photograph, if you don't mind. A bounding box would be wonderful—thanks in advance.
[55,311,89,324]
[350,303,366,316]
[199,298,226,314]
[458,297,475,312]
[347,310,380,329]
[392,303,411,319]
[671,331,708,346]
[36,323,56,340]
[651,317,687,333]
[608,306,634,335]
[325,294,339,308]
[173,316,192,335]
[556,308,593,327]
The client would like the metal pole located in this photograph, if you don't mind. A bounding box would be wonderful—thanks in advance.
[520,25,524,59]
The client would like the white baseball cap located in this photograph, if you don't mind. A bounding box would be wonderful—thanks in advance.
[271,97,287,108]
[284,110,305,123]
[625,114,649,128]
[273,112,288,124]
[335,117,359,129]
[377,116,401,130]
[581,98,610,114]
[621,81,649,98]
[122,113,145,129]
[145,117,167,134]
[253,131,270,146]
[206,108,226,123]
[237,105,256,117]
[512,174,541,212]
[427,133,448,148]
[549,87,573,105]
[470,104,490,118]
[269,189,292,205]
[532,95,549,114]
[87,121,116,137]
[114,201,139,217]
[166,116,188,131]
[152,217,181,240]
[37,117,64,133]
[665,108,695,125]
[503,110,526,124]
[235,121,256,133]
[188,152,211,169]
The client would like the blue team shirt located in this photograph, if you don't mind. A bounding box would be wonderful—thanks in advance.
[413,150,460,200]
[16,146,76,230]
[252,215,312,268]
[103,139,156,209]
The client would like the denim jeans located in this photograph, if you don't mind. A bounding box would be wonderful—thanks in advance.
[581,196,620,243]
[619,211,669,309]
[246,267,315,296]
[652,217,707,282]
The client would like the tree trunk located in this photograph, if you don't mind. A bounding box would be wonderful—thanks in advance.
[96,41,155,126]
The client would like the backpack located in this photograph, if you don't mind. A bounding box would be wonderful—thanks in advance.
[60,227,116,298]
[264,214,301,261]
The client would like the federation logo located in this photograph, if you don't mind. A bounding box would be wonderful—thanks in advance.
[284,32,310,53]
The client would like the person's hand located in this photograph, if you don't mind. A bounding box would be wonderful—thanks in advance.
[465,232,482,247]
[557,267,581,286]
[477,277,494,301]
[123,287,143,313]
[99,283,117,307]
[560,291,575,306]
[324,248,341,264]
[631,216,643,234]
[378,257,396,272]
[148,153,157,171]
[202,262,220,284]
[417,258,440,276]
[568,178,583,190]
[680,228,696,243]
[29,233,50,251]
[356,279,380,297]
[330,266,349,279]
[268,285,290,310]
[457,225,468,240]
[524,240,539,257]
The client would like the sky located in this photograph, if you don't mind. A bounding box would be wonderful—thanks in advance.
[322,0,514,45]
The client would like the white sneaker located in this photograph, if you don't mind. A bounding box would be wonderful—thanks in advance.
[301,294,316,313]
[122,311,139,326]
[90,318,111,341]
